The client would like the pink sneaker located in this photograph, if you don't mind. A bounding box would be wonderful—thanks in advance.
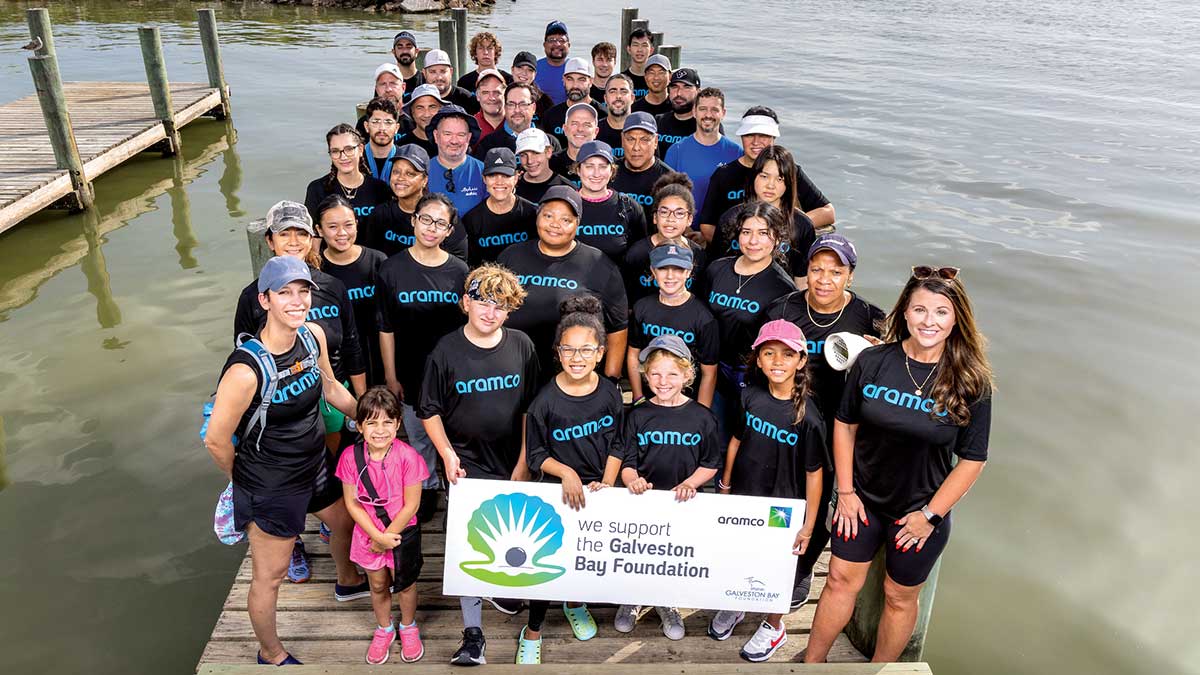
[366,626,395,665]
[398,623,424,663]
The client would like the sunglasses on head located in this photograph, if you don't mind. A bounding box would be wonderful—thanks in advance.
[911,266,960,281]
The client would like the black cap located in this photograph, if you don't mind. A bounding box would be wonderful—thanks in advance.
[670,68,700,87]
[512,51,537,70]
[426,104,481,146]
[394,143,429,174]
[539,185,583,217]
[482,147,518,176]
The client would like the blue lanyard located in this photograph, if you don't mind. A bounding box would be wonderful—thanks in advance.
[366,144,398,181]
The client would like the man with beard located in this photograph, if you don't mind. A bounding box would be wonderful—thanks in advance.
[596,74,634,160]
[535,20,571,105]
[426,105,486,215]
[631,54,672,117]
[549,102,600,188]
[391,31,424,101]
[473,83,562,159]
[540,57,602,150]
[402,84,444,158]
[423,49,479,114]
[590,42,617,104]
[362,97,404,181]
[654,67,703,159]
[472,69,506,141]
[457,31,514,92]
[515,128,572,203]
[356,64,415,146]
[612,112,672,223]
[664,87,741,227]
[699,106,779,244]
[621,28,654,98]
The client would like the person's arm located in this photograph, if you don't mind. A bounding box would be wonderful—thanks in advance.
[383,482,423,536]
[626,347,644,401]
[697,363,717,408]
[511,414,532,482]
[540,457,586,510]
[605,329,628,379]
[336,288,368,396]
[597,456,621,489]
[379,331,402,400]
[421,414,465,483]
[794,467,823,554]
[204,363,257,479]
[894,458,986,553]
[341,481,401,550]
[620,466,652,494]
[718,436,741,494]
[309,323,357,416]
[805,204,835,229]
[831,420,868,539]
[672,465,718,502]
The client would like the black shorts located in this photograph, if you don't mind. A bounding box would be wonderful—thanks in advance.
[392,524,424,591]
[233,454,343,538]
[830,502,952,587]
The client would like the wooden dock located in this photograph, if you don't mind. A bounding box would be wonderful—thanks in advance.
[196,506,931,673]
[0,81,222,235]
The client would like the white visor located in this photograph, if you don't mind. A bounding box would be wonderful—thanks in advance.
[736,114,780,138]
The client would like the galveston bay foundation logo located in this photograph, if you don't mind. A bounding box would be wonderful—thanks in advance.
[460,492,567,587]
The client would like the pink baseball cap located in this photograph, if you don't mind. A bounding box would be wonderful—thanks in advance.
[751,319,807,353]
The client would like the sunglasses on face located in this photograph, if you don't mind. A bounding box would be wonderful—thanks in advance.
[911,266,960,281]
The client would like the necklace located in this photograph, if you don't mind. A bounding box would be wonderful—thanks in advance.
[735,264,762,294]
[903,346,938,396]
[339,180,358,201]
[806,291,848,328]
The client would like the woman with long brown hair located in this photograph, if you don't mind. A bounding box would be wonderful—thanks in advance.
[304,123,391,222]
[805,265,993,663]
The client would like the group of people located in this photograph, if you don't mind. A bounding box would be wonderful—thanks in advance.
[203,17,994,669]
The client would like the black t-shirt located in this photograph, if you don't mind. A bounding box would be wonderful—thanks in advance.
[621,399,721,488]
[402,71,424,102]
[714,207,817,279]
[699,159,752,228]
[766,291,886,434]
[402,135,439,160]
[376,250,469,402]
[549,150,582,188]
[304,174,391,223]
[497,241,629,373]
[457,68,514,93]
[654,113,696,159]
[589,83,609,106]
[622,235,707,307]
[361,200,469,263]
[443,86,480,114]
[221,329,325,496]
[612,158,671,223]
[578,190,648,263]
[794,164,831,213]
[418,327,541,478]
[596,118,625,160]
[631,96,671,117]
[621,69,649,99]
[234,268,365,382]
[321,247,387,385]
[515,173,573,203]
[525,378,625,484]
[629,294,720,365]
[837,342,992,520]
[703,257,795,365]
[730,385,826,499]
[462,197,539,267]
[541,99,602,149]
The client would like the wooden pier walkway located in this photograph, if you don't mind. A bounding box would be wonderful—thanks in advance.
[0,81,222,235]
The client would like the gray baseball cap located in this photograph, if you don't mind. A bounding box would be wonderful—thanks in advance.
[265,200,314,235]
[645,54,671,73]
[638,333,692,363]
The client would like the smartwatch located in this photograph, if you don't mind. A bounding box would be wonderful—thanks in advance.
[920,505,943,527]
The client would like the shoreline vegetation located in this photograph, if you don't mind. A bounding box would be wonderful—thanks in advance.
[260,0,501,14]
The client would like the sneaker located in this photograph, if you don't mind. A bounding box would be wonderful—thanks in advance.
[366,625,395,665]
[450,627,486,666]
[334,579,371,602]
[740,620,787,662]
[485,597,525,615]
[656,606,685,640]
[707,610,745,641]
[318,521,331,544]
[514,626,542,664]
[398,623,424,663]
[790,572,813,611]
[286,538,310,583]
[613,604,641,633]
[257,651,302,665]
[562,603,598,641]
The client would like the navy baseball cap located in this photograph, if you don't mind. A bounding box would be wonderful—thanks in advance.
[577,140,614,164]
[258,255,318,293]
[483,147,518,176]
[649,243,694,270]
[623,111,658,135]
[394,144,429,174]
[545,20,569,38]
[808,233,858,268]
[670,68,700,87]
[540,185,583,217]
[639,333,692,363]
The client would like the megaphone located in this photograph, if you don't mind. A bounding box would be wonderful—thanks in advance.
[825,332,873,371]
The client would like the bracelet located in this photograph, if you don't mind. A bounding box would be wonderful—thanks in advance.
[716,479,731,490]
[834,487,855,495]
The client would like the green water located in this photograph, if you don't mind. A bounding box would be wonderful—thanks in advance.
[1,1,1197,673]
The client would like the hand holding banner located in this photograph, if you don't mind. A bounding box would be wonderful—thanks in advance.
[443,478,804,614]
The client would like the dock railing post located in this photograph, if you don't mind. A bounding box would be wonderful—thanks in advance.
[138,26,182,156]
[452,7,468,81]
[27,54,94,211]
[26,8,56,57]
[438,19,459,74]
[845,551,942,660]
[619,7,638,72]
[657,44,681,69]
[197,8,231,119]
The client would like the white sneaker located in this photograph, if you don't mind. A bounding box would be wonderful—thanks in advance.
[655,606,685,640]
[614,604,641,633]
[739,620,787,662]
[707,610,745,640]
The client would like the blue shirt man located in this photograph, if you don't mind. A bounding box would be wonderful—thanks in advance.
[664,88,741,225]
[534,20,570,105]
[426,105,486,214]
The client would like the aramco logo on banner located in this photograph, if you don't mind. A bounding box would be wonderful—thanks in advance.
[460,492,567,587]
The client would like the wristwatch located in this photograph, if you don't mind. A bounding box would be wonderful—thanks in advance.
[921,505,943,527]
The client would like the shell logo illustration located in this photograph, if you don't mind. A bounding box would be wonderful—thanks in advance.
[460,492,567,587]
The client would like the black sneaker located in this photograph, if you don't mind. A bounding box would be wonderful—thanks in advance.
[485,597,526,615]
[451,627,486,666]
[789,572,813,611]
[334,579,371,602]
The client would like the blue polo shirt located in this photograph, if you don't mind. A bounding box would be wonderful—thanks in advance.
[534,58,567,105]
[664,134,742,226]
[428,155,486,215]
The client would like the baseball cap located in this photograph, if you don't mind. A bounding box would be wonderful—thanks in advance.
[751,319,807,353]
[566,101,598,121]
[649,243,694,270]
[407,83,445,105]
[736,114,780,138]
[483,147,518,176]
[577,140,614,164]
[515,127,552,155]
[394,144,429,174]
[808,233,858,268]
[670,68,700,87]
[423,49,452,69]
[563,57,592,77]
[265,200,314,236]
[392,31,417,46]
[623,111,657,135]
[645,54,671,73]
[540,185,583,217]
[512,50,537,70]
[476,68,505,86]
[638,334,692,363]
[258,255,318,293]
[374,63,404,83]
[545,20,569,38]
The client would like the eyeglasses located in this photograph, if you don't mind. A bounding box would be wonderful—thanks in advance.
[911,266,960,281]
[505,100,534,109]
[415,213,452,232]
[545,37,569,45]
[656,206,691,221]
[328,144,360,158]
[443,167,456,193]
[366,118,397,127]
[557,344,600,360]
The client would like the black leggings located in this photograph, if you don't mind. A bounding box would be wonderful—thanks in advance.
[527,600,550,632]
[795,472,833,581]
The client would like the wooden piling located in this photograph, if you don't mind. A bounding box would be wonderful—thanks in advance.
[246,218,271,278]
[846,553,941,661]
[197,9,231,119]
[619,7,639,71]
[26,8,56,57]
[658,44,681,69]
[438,19,458,74]
[27,55,93,211]
[452,7,468,80]
[651,31,664,50]
[138,26,181,156]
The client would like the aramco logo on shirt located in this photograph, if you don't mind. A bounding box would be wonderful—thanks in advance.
[576,223,625,237]
[709,291,760,315]
[478,232,528,248]
[639,322,696,344]
[744,411,799,446]
[636,429,701,446]
[348,286,375,301]
[518,274,579,290]
[454,373,521,394]
[397,289,460,305]
[271,367,320,403]
[551,414,614,442]
[307,304,339,320]
[384,230,415,246]
[862,384,948,417]
[460,492,566,587]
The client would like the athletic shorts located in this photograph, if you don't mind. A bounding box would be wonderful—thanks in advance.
[233,454,342,538]
[830,502,952,587]
[320,381,350,433]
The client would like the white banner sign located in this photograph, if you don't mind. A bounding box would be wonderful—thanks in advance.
[443,478,803,614]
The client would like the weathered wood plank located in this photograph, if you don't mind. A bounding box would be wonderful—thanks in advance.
[198,664,927,675]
